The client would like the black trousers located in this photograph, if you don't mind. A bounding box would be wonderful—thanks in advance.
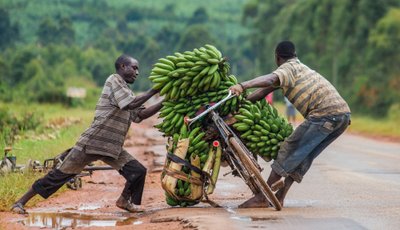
[32,148,146,205]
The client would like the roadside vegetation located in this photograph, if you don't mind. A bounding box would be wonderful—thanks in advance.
[0,103,93,211]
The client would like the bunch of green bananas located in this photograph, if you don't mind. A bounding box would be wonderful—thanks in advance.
[154,79,243,137]
[152,45,244,207]
[149,44,231,100]
[233,99,294,160]
[165,190,198,207]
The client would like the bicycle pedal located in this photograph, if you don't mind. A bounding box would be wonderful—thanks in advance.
[271,179,285,192]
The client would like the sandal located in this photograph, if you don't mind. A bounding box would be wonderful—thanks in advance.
[11,203,28,214]
[116,202,144,213]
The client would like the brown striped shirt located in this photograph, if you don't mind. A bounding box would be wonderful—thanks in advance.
[273,58,350,118]
[75,74,144,159]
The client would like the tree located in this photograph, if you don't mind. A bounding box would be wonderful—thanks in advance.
[357,7,400,116]
[58,17,75,45]
[37,17,75,45]
[0,8,19,49]
[178,25,216,52]
[155,25,180,55]
[243,0,400,116]
[125,8,143,22]
[37,18,59,45]
[188,7,209,25]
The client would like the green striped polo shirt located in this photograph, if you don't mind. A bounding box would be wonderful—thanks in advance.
[75,74,144,159]
[273,58,350,118]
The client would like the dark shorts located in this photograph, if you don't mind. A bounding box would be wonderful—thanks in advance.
[271,113,350,183]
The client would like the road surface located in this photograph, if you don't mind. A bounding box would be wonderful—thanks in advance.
[1,117,399,230]
[148,132,400,230]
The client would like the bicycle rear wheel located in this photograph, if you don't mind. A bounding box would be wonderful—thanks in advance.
[230,137,282,211]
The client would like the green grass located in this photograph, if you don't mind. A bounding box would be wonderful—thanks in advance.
[347,115,400,139]
[274,102,400,140]
[0,103,93,211]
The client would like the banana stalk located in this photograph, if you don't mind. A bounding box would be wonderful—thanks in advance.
[202,147,216,173]
[189,155,203,200]
[162,138,189,194]
[206,145,222,194]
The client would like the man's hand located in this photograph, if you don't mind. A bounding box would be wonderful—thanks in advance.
[230,84,244,96]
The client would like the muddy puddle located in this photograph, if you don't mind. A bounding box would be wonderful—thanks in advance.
[20,212,142,229]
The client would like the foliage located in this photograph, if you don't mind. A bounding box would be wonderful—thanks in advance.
[243,0,400,117]
[0,7,19,49]
[0,106,42,147]
[1,0,247,102]
[0,103,93,211]
[0,0,399,118]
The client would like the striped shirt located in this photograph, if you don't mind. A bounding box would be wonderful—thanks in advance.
[273,58,350,118]
[75,74,144,159]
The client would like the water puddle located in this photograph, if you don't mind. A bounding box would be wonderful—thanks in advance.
[20,212,141,229]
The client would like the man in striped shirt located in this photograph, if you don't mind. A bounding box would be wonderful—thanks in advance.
[12,54,163,214]
[230,41,351,208]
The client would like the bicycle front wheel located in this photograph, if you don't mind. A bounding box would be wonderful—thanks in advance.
[230,137,282,211]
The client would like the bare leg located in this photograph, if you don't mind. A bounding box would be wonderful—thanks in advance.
[238,170,282,208]
[11,187,38,214]
[275,177,294,206]
[267,169,282,187]
[238,193,268,208]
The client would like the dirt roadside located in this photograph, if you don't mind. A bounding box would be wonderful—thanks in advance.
[0,116,190,230]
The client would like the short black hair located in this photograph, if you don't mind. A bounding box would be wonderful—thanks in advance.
[275,41,297,59]
[115,54,132,71]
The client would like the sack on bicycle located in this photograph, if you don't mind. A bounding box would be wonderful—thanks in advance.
[161,136,222,207]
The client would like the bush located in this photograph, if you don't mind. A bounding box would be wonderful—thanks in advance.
[388,103,400,121]
[0,107,42,146]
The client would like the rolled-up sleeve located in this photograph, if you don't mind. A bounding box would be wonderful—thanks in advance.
[273,62,296,88]
[110,75,136,109]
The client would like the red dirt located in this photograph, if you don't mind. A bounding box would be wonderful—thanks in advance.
[0,116,188,230]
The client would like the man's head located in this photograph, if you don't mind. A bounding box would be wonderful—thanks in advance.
[115,54,139,84]
[275,41,296,66]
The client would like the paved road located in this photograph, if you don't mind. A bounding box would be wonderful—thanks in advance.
[152,133,400,230]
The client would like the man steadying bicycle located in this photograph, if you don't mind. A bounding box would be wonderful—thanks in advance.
[230,41,351,208]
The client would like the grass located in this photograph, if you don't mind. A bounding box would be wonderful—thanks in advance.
[0,103,93,211]
[274,102,400,140]
[346,115,400,140]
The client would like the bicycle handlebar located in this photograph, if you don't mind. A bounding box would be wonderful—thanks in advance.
[185,90,236,127]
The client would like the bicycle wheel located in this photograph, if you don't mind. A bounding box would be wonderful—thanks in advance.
[230,137,282,211]
[224,149,259,194]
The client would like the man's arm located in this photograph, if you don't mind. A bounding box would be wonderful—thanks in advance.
[246,86,277,103]
[137,100,164,120]
[230,73,279,96]
[125,88,159,110]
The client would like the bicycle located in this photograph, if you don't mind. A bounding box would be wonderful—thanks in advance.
[185,91,282,211]
[0,146,27,174]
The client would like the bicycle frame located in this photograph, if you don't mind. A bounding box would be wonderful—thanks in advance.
[186,91,263,194]
[185,91,282,210]
[210,109,262,194]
